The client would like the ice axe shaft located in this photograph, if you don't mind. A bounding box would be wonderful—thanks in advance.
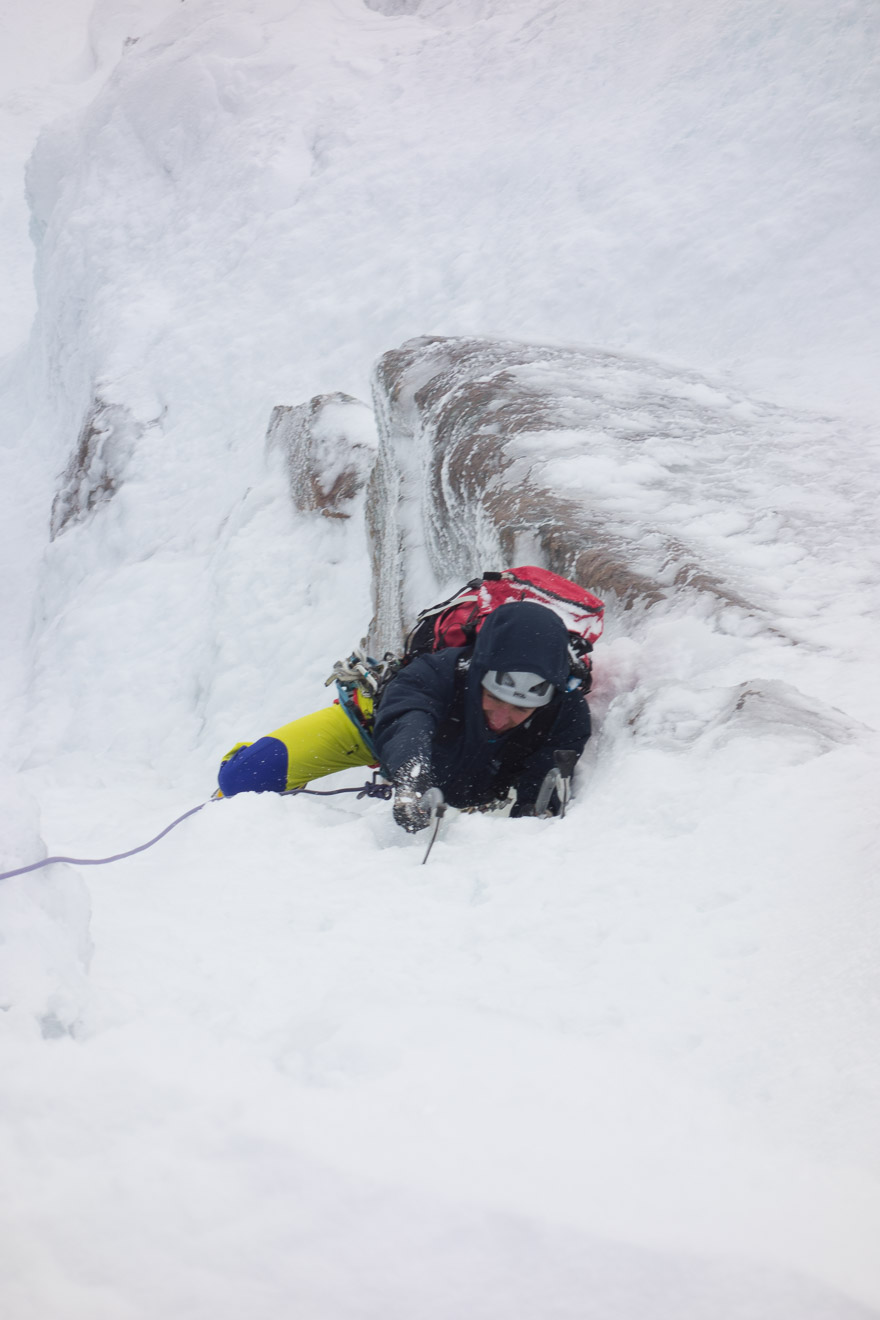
[421,788,446,865]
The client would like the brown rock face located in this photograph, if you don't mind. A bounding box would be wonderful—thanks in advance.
[366,335,771,651]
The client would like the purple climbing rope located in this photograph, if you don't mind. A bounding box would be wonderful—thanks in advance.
[0,778,392,884]
[0,802,209,882]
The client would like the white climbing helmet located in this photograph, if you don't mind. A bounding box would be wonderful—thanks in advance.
[481,669,554,709]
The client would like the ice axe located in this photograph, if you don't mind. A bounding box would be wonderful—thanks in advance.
[420,787,447,864]
[534,749,578,818]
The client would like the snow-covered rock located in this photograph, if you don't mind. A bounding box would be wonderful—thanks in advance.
[266,392,377,519]
[367,334,876,660]
[50,396,145,539]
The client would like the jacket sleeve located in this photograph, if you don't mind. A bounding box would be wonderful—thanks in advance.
[510,694,591,812]
[372,654,457,784]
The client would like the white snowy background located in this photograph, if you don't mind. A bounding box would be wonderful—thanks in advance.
[1,1,879,1316]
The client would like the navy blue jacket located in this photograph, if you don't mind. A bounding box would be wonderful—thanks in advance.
[372,602,591,811]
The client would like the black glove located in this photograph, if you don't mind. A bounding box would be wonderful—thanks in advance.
[393,790,433,833]
[392,760,434,833]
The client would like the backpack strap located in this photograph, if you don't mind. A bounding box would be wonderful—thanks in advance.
[432,651,473,747]
[404,580,482,658]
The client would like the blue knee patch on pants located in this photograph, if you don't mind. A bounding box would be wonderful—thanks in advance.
[218,736,289,796]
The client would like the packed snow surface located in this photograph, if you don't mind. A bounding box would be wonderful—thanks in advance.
[1,1,879,1317]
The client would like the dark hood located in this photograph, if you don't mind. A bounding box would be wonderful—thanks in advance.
[470,602,571,691]
[372,599,587,809]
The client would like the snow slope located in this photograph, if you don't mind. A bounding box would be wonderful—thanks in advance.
[1,1,879,1316]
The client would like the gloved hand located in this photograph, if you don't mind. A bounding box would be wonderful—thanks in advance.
[392,760,434,833]
[393,789,433,833]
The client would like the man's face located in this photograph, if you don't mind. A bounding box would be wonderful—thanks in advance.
[481,689,535,734]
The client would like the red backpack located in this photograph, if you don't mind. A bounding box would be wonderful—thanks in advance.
[329,566,604,734]
[403,566,604,690]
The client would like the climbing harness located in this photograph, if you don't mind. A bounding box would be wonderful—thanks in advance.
[0,776,393,884]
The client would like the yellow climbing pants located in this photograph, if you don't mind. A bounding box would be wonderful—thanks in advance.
[270,702,375,789]
[219,698,376,796]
